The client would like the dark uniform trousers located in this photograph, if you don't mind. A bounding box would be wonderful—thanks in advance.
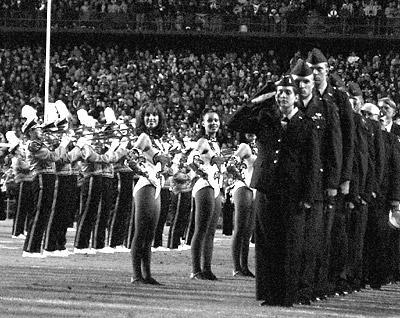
[44,175,78,251]
[12,180,34,237]
[74,175,103,249]
[108,171,134,248]
[329,193,350,287]
[153,187,172,247]
[92,176,116,249]
[23,174,56,253]
[222,192,234,236]
[346,202,368,287]
[183,197,196,246]
[255,192,306,306]
[299,200,323,299]
[365,199,392,287]
[167,191,192,249]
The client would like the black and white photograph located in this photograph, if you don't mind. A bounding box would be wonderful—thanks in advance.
[1,1,400,317]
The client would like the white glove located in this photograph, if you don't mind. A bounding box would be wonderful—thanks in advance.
[76,137,89,149]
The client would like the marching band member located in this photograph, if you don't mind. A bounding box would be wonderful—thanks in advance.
[227,133,257,278]
[188,108,224,281]
[22,114,70,258]
[94,107,119,253]
[129,101,170,285]
[73,109,125,254]
[108,133,134,253]
[7,131,34,239]
[43,122,81,257]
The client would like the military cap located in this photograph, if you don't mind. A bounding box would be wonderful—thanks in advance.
[275,74,297,88]
[347,81,362,97]
[306,48,328,64]
[291,59,312,77]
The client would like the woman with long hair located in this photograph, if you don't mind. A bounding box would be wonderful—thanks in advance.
[228,133,257,278]
[189,109,224,280]
[130,101,169,285]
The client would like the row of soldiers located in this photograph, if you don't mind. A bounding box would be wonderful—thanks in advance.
[227,48,400,306]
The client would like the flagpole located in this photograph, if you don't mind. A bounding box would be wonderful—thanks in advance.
[44,0,52,122]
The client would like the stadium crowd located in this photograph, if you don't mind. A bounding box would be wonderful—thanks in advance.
[1,0,400,34]
[1,44,400,141]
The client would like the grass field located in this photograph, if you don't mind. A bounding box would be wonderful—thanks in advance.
[1,219,400,317]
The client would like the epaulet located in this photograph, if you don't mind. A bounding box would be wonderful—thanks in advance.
[28,140,43,153]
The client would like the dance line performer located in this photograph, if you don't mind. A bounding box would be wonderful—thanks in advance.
[130,101,171,285]
[188,109,225,281]
[227,133,257,278]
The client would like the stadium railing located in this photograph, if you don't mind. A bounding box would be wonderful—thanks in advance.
[0,14,398,39]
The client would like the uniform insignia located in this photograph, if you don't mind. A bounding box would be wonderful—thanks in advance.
[28,140,42,153]
[311,113,323,121]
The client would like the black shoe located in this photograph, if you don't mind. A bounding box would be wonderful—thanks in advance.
[144,277,162,285]
[370,283,381,290]
[202,270,217,281]
[242,268,255,278]
[297,297,311,305]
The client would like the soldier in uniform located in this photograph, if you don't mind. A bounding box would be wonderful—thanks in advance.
[366,102,400,289]
[22,116,70,258]
[378,97,400,284]
[306,48,355,296]
[290,59,342,302]
[228,75,319,307]
[329,82,371,293]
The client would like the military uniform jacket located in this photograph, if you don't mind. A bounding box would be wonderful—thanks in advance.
[364,119,384,202]
[227,101,319,204]
[348,113,370,204]
[299,94,342,199]
[379,130,400,203]
[317,83,355,183]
